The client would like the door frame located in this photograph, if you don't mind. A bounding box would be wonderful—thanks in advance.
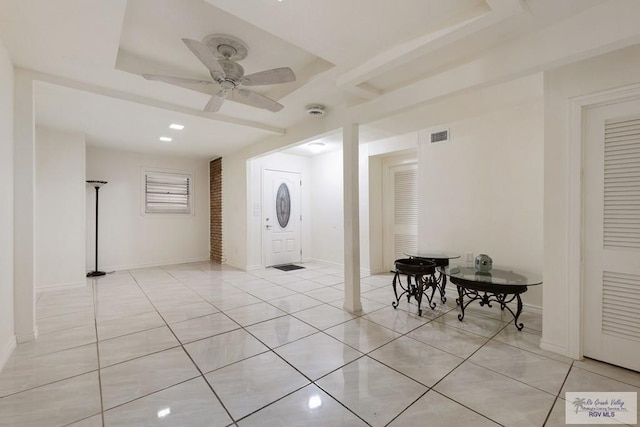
[262,168,302,267]
[565,83,640,359]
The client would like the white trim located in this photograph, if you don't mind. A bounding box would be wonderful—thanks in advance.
[224,260,247,271]
[37,281,88,292]
[540,339,568,356]
[101,257,211,272]
[566,83,640,360]
[16,328,38,344]
[0,335,17,373]
[523,303,542,316]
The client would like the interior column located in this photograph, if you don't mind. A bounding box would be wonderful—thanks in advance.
[343,123,362,313]
[13,70,37,343]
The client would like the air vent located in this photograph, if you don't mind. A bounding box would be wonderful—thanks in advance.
[430,129,449,143]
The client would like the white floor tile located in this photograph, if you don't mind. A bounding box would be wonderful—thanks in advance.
[238,384,368,427]
[316,356,427,427]
[245,315,318,348]
[104,377,232,427]
[369,336,463,387]
[169,312,240,344]
[100,347,199,410]
[434,361,555,427]
[205,351,309,420]
[0,372,101,427]
[184,329,269,373]
[325,318,401,353]
[388,391,500,427]
[275,332,363,380]
[0,344,98,397]
[98,326,180,367]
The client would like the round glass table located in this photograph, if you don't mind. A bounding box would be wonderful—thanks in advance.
[440,265,542,330]
[404,251,460,303]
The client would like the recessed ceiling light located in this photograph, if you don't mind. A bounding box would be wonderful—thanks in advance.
[308,141,325,153]
[169,124,184,130]
[159,136,172,142]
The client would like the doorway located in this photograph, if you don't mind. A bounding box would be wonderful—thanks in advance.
[382,158,418,270]
[583,97,640,372]
[263,169,302,267]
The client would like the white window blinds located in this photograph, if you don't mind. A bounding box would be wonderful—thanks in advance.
[144,171,192,214]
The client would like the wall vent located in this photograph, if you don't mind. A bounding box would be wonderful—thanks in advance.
[430,129,449,143]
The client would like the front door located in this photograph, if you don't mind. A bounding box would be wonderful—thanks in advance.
[263,169,301,267]
[583,98,640,371]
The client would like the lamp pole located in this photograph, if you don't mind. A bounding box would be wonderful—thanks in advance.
[87,180,107,277]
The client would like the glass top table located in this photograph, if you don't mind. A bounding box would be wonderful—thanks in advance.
[404,251,460,261]
[440,265,542,330]
[403,251,461,303]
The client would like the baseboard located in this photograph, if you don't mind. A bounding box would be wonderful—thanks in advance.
[0,335,17,373]
[523,303,542,315]
[245,264,263,272]
[37,280,88,293]
[98,257,211,272]
[540,339,568,357]
[223,260,247,271]
[16,327,38,344]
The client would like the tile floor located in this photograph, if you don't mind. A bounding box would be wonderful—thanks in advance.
[0,261,639,426]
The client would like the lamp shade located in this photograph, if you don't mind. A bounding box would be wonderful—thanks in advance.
[86,180,108,187]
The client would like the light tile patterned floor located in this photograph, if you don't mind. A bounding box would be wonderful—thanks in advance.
[1,261,639,426]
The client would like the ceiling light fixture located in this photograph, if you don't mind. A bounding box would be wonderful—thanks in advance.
[307,141,325,153]
[169,124,184,130]
[159,136,173,142]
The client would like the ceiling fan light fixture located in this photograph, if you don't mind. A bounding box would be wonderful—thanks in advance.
[306,104,326,117]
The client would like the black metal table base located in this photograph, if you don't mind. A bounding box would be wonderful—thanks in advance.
[453,279,528,330]
[392,272,437,317]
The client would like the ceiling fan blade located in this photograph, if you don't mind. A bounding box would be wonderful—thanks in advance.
[241,67,296,86]
[143,74,214,86]
[182,38,225,76]
[233,89,284,112]
[204,91,226,112]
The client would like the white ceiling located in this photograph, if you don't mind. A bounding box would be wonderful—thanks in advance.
[0,0,634,159]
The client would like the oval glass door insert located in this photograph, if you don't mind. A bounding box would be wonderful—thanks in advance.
[276,183,291,228]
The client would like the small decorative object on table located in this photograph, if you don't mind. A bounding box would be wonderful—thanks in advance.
[475,254,493,272]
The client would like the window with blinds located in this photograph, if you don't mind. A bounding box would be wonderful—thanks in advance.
[144,170,192,214]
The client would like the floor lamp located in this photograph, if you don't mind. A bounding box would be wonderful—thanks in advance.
[87,180,108,277]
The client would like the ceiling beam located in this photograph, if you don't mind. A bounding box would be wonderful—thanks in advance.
[335,0,526,96]
[21,68,286,135]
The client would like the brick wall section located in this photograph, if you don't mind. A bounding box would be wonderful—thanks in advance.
[210,157,223,263]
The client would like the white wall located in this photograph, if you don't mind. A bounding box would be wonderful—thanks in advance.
[418,101,544,307]
[310,150,344,266]
[247,152,312,269]
[543,43,640,357]
[85,146,210,271]
[0,39,15,370]
[35,127,86,289]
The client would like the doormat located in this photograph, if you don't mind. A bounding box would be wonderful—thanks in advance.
[272,264,305,272]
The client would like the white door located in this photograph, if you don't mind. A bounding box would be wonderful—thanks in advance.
[583,98,640,371]
[383,162,418,270]
[263,169,301,267]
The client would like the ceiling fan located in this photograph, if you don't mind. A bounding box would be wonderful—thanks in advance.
[143,34,296,113]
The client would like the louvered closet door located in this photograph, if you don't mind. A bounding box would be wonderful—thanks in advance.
[584,98,640,372]
[385,163,418,268]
